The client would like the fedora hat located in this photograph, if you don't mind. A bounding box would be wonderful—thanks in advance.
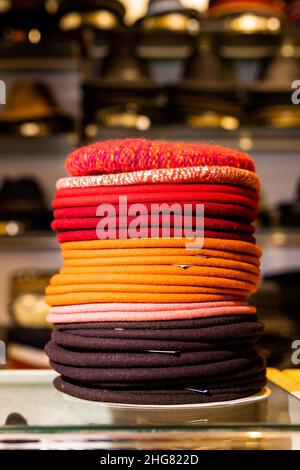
[58,0,125,31]
[208,0,285,21]
[136,0,201,33]
[0,81,73,136]
[171,38,241,128]
[248,41,300,126]
[0,177,52,232]
[208,0,284,60]
[83,28,166,134]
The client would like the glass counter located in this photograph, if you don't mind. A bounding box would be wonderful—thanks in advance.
[0,370,299,450]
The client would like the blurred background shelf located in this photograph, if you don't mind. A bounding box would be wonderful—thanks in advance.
[82,126,300,153]
[0,234,58,251]
[0,57,79,71]
[1,127,300,154]
[0,39,78,70]
[257,229,300,248]
[0,134,78,154]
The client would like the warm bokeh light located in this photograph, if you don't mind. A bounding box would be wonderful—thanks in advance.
[230,14,281,33]
[20,122,40,137]
[281,43,296,58]
[28,29,41,44]
[239,136,253,151]
[0,0,10,13]
[221,116,239,131]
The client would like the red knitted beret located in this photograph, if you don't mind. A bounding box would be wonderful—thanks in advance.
[65,139,256,176]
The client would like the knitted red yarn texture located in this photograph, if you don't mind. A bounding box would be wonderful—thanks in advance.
[65,139,256,176]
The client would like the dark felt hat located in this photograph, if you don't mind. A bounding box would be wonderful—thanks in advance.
[46,340,255,368]
[171,38,241,127]
[56,314,259,331]
[54,373,267,405]
[49,354,264,383]
[248,43,300,126]
[58,0,125,22]
[135,0,201,37]
[0,177,52,231]
[7,327,51,350]
[51,321,264,353]
[83,29,166,133]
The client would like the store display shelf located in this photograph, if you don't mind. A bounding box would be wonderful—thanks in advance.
[0,234,57,251]
[0,133,78,155]
[256,229,300,248]
[0,128,299,156]
[0,56,79,71]
[127,20,300,37]
[1,229,300,251]
[0,371,299,450]
[0,26,299,73]
[0,40,78,71]
[1,126,300,154]
[198,20,299,34]
[88,126,300,154]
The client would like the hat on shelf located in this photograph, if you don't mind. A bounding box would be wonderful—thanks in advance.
[208,0,285,21]
[0,81,74,136]
[264,271,300,314]
[0,177,52,233]
[254,43,300,90]
[184,39,234,85]
[207,0,284,60]
[82,28,166,136]
[248,39,300,126]
[277,178,300,227]
[134,0,201,65]
[57,0,126,61]
[58,0,125,32]
[9,270,53,327]
[5,269,53,370]
[99,30,152,84]
[171,37,241,128]
[139,0,201,25]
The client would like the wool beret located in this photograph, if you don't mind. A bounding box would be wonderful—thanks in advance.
[65,139,256,176]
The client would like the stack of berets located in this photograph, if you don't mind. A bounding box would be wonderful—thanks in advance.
[45,139,266,405]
